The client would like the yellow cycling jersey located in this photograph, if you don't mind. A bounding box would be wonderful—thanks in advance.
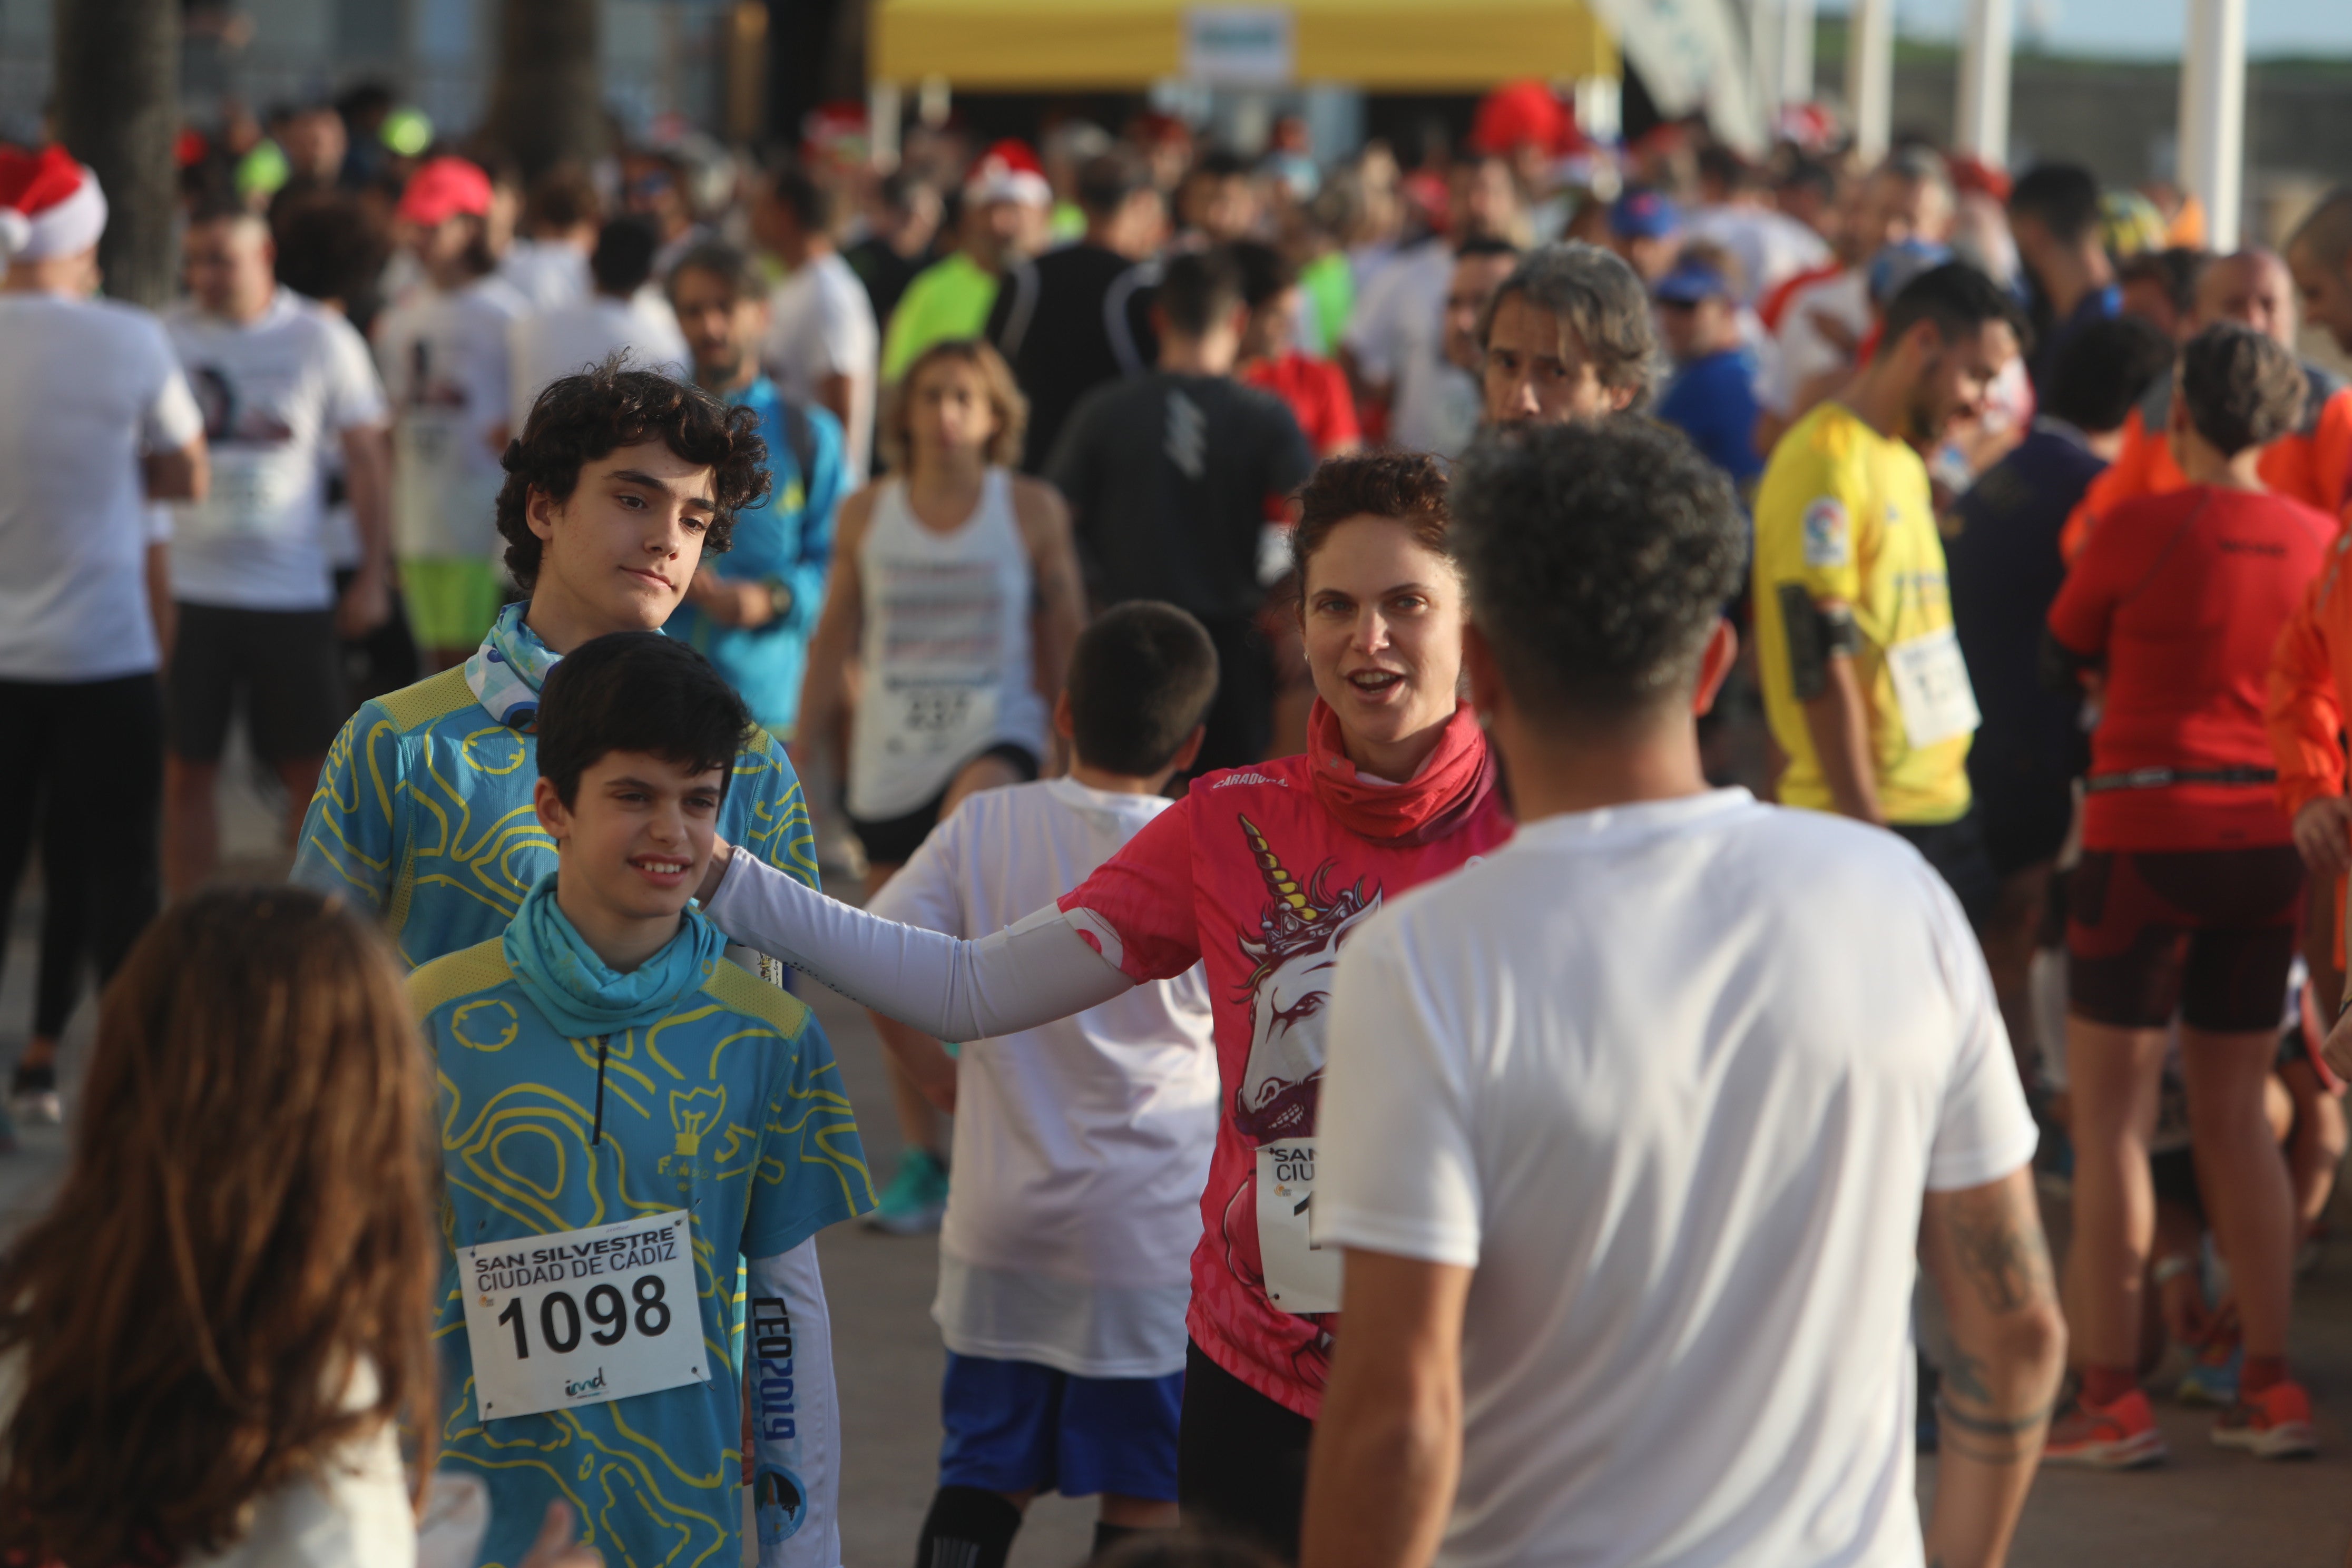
[1751,400,1975,826]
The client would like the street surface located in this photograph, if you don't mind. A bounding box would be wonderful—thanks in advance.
[0,756,2346,1565]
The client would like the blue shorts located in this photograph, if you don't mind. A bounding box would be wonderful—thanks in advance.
[938,1351,1182,1501]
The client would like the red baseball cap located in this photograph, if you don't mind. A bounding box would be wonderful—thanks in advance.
[1471,82,1569,158]
[397,155,493,227]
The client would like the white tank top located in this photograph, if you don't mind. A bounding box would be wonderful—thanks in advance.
[848,467,1051,819]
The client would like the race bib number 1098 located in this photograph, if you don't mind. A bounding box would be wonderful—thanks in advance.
[460,1210,705,1420]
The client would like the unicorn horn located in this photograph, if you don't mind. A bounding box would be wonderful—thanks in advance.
[1239,814,1324,920]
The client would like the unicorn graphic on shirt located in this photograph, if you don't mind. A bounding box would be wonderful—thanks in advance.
[1231,814,1381,1143]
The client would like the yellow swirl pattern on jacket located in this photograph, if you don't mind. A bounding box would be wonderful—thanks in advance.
[410,944,870,1568]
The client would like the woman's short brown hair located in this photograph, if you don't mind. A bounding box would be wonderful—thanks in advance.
[2179,321,2307,457]
[878,338,1029,473]
[0,888,442,1566]
[1288,450,1454,593]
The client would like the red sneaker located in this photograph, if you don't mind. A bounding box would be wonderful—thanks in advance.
[2212,1379,2317,1459]
[2043,1386,2168,1469]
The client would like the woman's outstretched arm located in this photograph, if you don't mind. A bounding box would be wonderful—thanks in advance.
[702,845,1134,1039]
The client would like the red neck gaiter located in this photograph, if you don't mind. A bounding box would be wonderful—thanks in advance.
[1306,697,1500,846]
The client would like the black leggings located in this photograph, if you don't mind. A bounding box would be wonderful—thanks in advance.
[1177,1340,1314,1563]
[0,675,163,1039]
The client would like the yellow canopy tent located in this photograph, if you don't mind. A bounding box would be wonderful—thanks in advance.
[870,0,1618,91]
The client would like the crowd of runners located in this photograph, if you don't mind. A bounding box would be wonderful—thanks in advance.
[7,71,2352,1568]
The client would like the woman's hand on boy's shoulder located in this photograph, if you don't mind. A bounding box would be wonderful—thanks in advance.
[695,836,736,906]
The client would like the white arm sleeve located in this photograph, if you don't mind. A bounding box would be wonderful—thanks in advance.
[748,1239,841,1568]
[703,851,1134,1037]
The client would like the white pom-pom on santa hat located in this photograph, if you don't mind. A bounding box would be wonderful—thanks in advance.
[966,139,1052,209]
[0,145,107,261]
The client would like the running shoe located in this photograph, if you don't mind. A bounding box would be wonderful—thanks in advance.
[9,1062,59,1127]
[865,1146,948,1235]
[2212,1380,2318,1459]
[2043,1386,2168,1469]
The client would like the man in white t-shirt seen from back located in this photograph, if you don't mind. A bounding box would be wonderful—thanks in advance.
[753,161,878,477]
[863,602,1221,1568]
[1304,419,2064,1568]
[508,214,689,432]
[0,148,207,1121]
[497,162,598,311]
[162,204,393,896]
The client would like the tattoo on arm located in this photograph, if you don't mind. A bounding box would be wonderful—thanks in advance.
[1940,1347,1993,1405]
[1935,1395,2057,1438]
[1944,1190,2056,1315]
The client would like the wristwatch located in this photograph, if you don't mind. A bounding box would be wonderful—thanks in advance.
[765,581,793,622]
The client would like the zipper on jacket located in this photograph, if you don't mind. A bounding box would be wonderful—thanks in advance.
[592,1034,610,1146]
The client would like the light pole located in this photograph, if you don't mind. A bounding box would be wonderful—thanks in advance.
[1956,0,2013,168]
[2177,0,2246,250]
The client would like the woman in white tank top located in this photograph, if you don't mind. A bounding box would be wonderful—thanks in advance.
[797,338,1087,1226]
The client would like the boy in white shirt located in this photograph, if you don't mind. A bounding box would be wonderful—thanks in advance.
[864,603,1222,1568]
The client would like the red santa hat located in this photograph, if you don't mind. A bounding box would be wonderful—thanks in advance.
[966,139,1050,208]
[0,145,108,263]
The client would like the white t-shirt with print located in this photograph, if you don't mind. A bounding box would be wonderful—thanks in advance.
[1318,790,2038,1568]
[508,293,690,432]
[762,249,878,476]
[0,291,204,681]
[868,777,1218,1379]
[165,288,388,612]
[376,275,530,563]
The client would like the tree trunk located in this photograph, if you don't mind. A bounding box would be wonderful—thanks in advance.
[52,0,178,308]
[488,0,606,183]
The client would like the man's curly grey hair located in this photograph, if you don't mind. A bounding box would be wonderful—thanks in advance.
[1476,242,1663,411]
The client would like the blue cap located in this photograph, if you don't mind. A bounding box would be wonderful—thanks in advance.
[1654,260,1731,305]
[1867,239,1953,305]
[1609,186,1680,240]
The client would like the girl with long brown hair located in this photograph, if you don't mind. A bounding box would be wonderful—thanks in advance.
[0,886,569,1566]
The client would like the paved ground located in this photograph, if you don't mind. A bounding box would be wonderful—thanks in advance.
[3,757,2350,1566]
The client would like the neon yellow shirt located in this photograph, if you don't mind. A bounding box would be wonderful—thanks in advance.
[1751,400,1974,825]
[880,252,1000,381]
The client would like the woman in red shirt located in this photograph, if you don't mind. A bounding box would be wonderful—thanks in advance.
[2042,324,2333,1467]
[696,452,1508,1556]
